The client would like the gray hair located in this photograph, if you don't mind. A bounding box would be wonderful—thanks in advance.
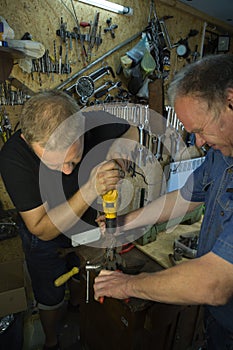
[168,53,233,117]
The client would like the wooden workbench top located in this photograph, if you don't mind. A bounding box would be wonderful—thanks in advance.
[136,220,202,269]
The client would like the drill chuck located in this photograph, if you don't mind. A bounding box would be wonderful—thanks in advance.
[106,217,117,234]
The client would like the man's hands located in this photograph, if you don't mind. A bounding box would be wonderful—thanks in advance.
[95,213,126,235]
[106,126,139,172]
[87,160,124,199]
[94,270,133,300]
[94,252,233,306]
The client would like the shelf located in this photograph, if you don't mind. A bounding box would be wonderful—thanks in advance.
[0,46,25,59]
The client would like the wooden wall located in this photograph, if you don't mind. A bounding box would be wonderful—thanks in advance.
[1,0,150,93]
[1,0,232,94]
[1,0,233,209]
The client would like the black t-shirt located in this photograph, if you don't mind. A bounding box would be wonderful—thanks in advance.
[0,111,129,234]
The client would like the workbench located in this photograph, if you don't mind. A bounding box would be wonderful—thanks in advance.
[75,227,205,350]
[0,222,205,350]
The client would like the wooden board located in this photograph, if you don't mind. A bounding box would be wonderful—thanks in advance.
[136,220,202,269]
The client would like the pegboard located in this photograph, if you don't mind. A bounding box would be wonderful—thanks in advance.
[1,0,232,210]
[2,0,231,96]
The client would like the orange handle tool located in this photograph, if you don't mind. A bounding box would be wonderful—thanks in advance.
[98,270,129,304]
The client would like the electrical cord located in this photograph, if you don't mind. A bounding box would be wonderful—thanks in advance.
[128,164,158,186]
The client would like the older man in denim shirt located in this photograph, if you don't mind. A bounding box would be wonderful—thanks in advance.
[181,148,233,347]
[94,54,233,349]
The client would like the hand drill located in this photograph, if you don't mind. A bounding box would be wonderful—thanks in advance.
[102,189,118,234]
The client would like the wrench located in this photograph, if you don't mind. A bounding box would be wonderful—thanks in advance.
[155,134,165,161]
[138,123,145,167]
[94,81,122,99]
[85,262,101,303]
[94,80,113,97]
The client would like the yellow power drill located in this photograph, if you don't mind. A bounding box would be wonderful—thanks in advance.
[102,189,118,234]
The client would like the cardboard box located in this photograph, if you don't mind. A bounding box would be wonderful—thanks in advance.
[0,259,27,317]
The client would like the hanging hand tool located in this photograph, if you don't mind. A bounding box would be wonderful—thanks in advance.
[93,80,113,95]
[67,31,73,51]
[74,66,115,104]
[58,44,62,74]
[80,21,91,43]
[90,65,115,81]
[58,18,64,74]
[64,31,71,74]
[80,21,91,28]
[94,80,122,99]
[0,109,12,143]
[104,18,118,39]
[71,0,88,65]
[57,17,67,74]
[87,11,100,62]
[56,30,142,91]
[73,25,88,63]
[155,134,165,161]
[53,40,58,73]
[96,25,102,50]
[191,44,199,62]
[43,49,50,77]
[71,29,81,62]
[93,80,114,98]
[158,16,175,50]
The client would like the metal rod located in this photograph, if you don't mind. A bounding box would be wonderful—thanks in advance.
[56,30,142,90]
[86,269,89,303]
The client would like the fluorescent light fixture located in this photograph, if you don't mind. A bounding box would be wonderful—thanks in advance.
[78,0,133,15]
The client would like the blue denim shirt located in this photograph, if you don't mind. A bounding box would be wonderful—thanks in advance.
[180,148,233,333]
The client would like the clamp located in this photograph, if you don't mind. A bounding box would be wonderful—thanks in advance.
[85,245,127,304]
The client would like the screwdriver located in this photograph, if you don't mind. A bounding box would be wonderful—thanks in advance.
[54,266,79,287]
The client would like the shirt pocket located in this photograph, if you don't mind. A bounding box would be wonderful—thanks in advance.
[217,191,233,211]
[202,178,214,193]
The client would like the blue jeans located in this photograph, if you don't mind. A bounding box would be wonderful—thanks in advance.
[205,309,233,350]
[19,221,80,309]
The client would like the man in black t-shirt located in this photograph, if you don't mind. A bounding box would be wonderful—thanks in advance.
[0,90,137,350]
